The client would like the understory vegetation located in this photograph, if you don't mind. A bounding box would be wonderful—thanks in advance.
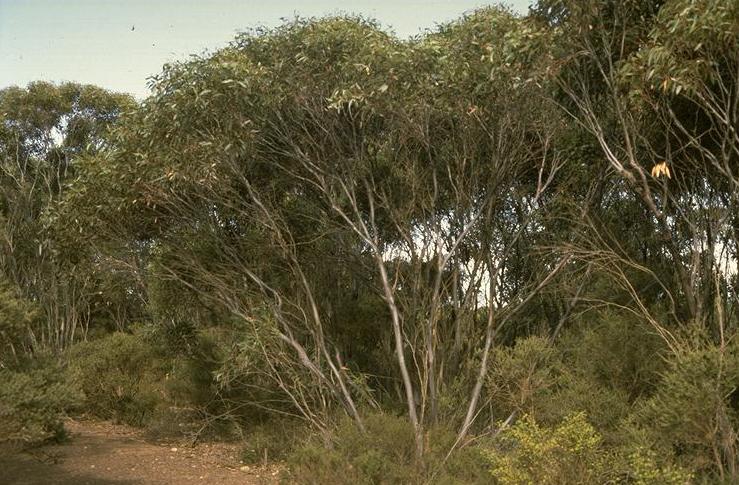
[2,1,738,483]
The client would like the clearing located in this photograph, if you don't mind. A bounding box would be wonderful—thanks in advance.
[0,419,281,485]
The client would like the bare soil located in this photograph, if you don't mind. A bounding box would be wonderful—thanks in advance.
[0,419,282,485]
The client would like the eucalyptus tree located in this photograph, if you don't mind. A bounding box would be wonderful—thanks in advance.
[60,10,574,459]
[547,0,738,334]
[545,0,739,476]
[0,81,135,351]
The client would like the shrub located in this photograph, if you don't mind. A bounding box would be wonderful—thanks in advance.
[286,413,489,484]
[485,331,634,444]
[483,411,693,485]
[0,363,80,446]
[484,412,612,485]
[532,313,665,446]
[288,413,417,485]
[0,279,40,364]
[631,342,739,478]
[539,371,631,447]
[627,447,693,485]
[424,425,493,485]
[67,332,164,426]
[241,420,306,464]
[560,313,667,399]
[487,335,560,419]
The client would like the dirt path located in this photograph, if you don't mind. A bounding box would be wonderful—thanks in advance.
[0,419,282,485]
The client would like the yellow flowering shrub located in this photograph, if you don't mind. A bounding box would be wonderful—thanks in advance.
[628,448,692,485]
[485,412,608,485]
[485,412,694,485]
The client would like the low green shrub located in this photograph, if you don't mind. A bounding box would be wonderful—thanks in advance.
[533,313,665,446]
[0,363,80,446]
[538,371,631,446]
[241,420,306,464]
[559,313,667,399]
[67,332,164,426]
[487,335,560,420]
[286,413,489,484]
[287,413,416,485]
[631,342,739,479]
[424,425,494,485]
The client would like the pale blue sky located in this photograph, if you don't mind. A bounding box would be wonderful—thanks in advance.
[0,1,531,99]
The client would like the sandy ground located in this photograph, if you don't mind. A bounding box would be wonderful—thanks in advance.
[0,419,282,485]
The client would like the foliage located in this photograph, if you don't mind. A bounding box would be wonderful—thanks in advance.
[537,314,666,441]
[487,336,560,418]
[621,0,739,96]
[562,313,667,399]
[485,412,610,484]
[0,277,40,363]
[1,1,739,482]
[0,362,80,446]
[286,413,489,484]
[632,341,739,477]
[241,420,306,464]
[66,332,164,426]
[627,447,694,485]
[0,81,137,350]
[483,412,692,484]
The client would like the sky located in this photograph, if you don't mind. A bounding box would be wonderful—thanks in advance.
[0,0,532,99]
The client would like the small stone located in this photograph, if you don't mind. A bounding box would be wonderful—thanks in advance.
[240,465,249,471]
[170,447,178,452]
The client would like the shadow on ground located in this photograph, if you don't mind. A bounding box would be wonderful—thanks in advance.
[0,450,140,485]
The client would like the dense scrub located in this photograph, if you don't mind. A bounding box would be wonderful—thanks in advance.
[2,0,738,482]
